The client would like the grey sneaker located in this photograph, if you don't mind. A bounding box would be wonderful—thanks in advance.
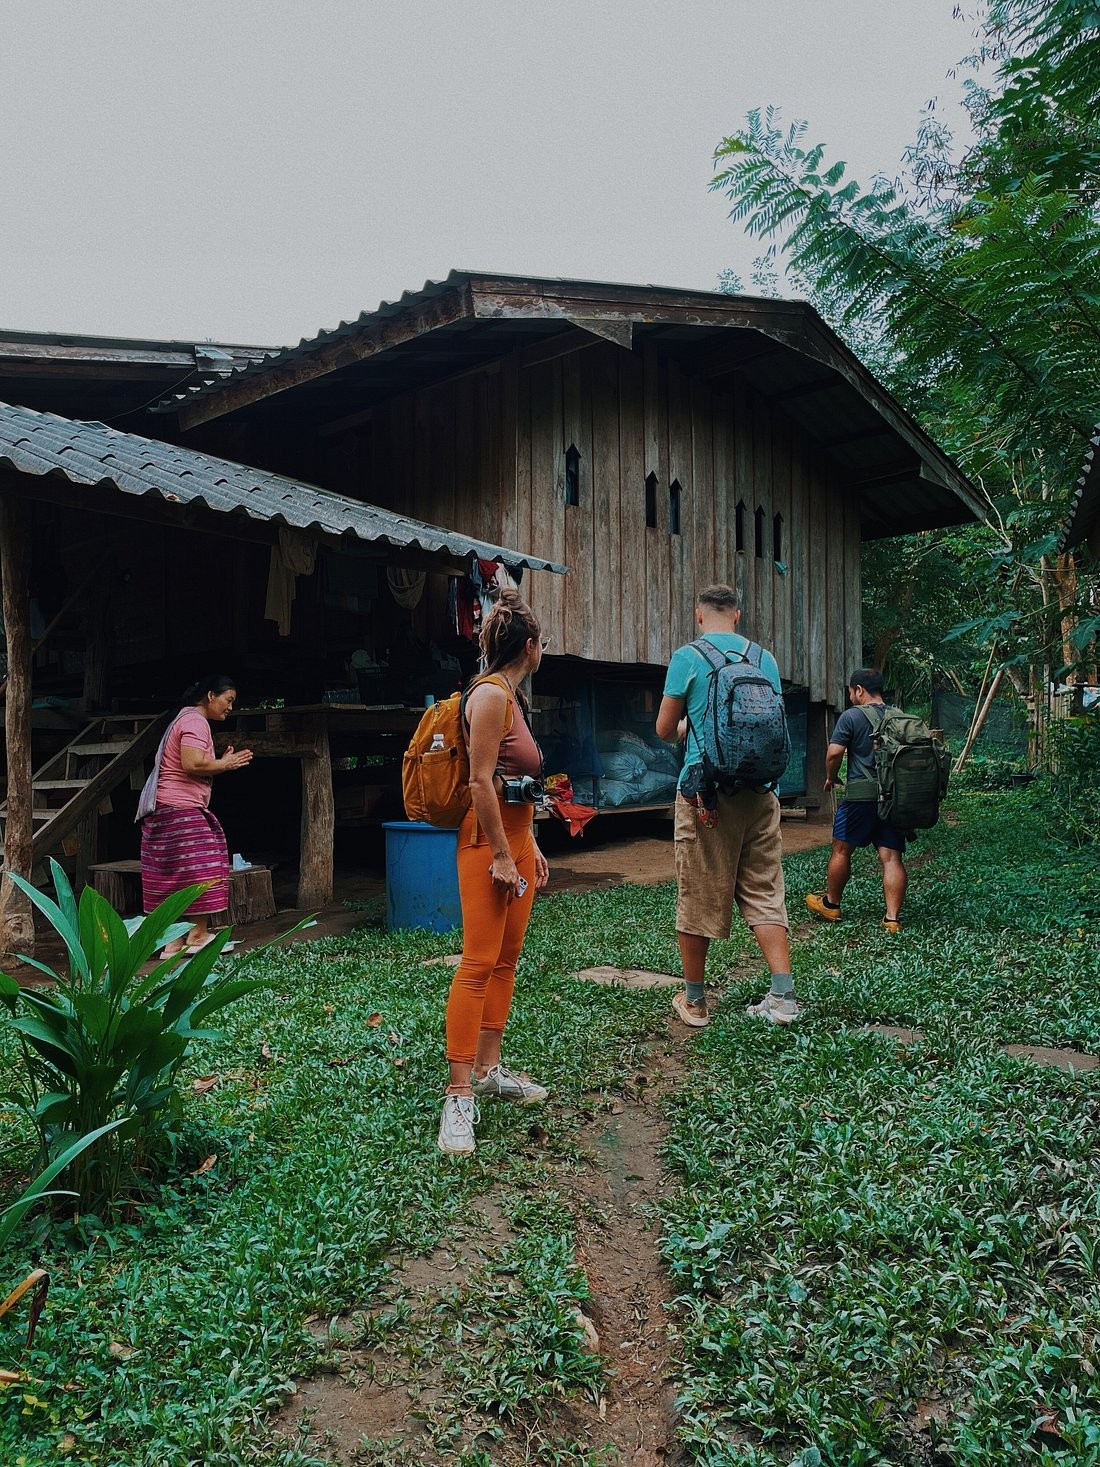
[746,992,801,1024]
[472,1063,548,1105]
[438,1093,479,1154]
[672,991,710,1028]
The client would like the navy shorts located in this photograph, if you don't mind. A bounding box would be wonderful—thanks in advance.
[833,801,907,852]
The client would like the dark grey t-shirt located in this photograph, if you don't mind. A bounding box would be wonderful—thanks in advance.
[830,704,893,783]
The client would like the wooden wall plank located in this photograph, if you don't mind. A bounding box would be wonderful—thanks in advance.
[452,375,477,535]
[825,471,846,706]
[563,350,595,659]
[591,345,621,661]
[618,349,645,663]
[731,381,755,639]
[499,353,519,552]
[668,359,693,653]
[690,373,716,634]
[642,342,665,662]
[527,360,564,644]
[771,413,793,680]
[413,389,431,524]
[808,464,828,702]
[843,487,863,679]
[789,428,809,689]
[751,391,773,655]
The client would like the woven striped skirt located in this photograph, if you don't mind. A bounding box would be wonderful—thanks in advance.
[140,805,229,916]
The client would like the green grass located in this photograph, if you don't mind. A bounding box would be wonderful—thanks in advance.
[663,794,1100,1465]
[1,792,1098,1465]
[0,904,667,1466]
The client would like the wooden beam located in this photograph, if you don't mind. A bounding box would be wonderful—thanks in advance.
[565,316,633,350]
[297,731,334,910]
[178,287,471,431]
[0,493,35,953]
[518,327,612,371]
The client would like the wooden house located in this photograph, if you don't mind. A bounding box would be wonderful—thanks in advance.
[158,271,984,802]
[0,274,983,947]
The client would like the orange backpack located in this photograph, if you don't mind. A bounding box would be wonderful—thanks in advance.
[401,675,514,827]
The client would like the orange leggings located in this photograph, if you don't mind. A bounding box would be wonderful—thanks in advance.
[444,801,536,1064]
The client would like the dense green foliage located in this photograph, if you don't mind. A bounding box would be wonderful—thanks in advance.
[714,0,1100,710]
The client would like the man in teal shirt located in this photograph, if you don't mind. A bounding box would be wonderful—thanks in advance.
[656,584,799,1026]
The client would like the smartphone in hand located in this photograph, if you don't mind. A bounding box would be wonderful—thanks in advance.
[517,876,529,896]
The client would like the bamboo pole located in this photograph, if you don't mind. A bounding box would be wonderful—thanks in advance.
[953,665,1006,774]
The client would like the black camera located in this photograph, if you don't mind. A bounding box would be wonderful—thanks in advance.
[500,774,545,804]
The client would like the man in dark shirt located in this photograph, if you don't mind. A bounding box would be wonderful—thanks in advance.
[806,668,908,933]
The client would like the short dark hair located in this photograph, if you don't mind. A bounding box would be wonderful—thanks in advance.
[697,584,740,612]
[849,668,884,695]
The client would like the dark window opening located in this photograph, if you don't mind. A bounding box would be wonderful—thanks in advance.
[668,479,682,535]
[773,512,783,562]
[564,443,580,506]
[754,505,765,558]
[735,499,746,553]
[645,471,658,528]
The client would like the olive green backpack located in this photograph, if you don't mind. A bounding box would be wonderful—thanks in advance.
[861,705,951,833]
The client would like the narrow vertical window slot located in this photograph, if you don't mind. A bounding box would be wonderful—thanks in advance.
[754,505,765,558]
[564,444,580,507]
[668,479,682,535]
[645,471,658,528]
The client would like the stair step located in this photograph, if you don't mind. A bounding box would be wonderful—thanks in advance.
[33,780,89,790]
[70,742,130,755]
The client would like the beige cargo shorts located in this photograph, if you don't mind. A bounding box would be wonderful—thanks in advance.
[674,786,788,939]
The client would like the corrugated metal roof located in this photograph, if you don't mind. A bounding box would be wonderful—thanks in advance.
[147,270,809,419]
[146,269,985,540]
[1059,425,1100,553]
[0,402,567,573]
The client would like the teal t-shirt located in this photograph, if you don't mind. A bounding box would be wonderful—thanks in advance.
[662,634,783,789]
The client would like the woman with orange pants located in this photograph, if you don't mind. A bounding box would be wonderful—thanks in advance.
[438,591,551,1156]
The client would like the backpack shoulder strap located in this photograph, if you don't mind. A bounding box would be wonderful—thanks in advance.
[691,637,728,671]
[860,703,887,732]
[692,637,755,669]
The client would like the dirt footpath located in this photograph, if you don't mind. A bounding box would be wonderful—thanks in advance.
[540,806,833,896]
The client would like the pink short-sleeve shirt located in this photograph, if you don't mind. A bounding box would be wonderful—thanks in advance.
[155,708,214,809]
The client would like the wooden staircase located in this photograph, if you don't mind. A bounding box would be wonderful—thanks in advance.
[0,713,167,873]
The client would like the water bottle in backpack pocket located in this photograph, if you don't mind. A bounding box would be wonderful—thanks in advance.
[687,638,790,792]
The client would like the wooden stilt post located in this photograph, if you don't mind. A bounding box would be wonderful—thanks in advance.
[73,564,112,889]
[0,492,36,954]
[297,722,334,911]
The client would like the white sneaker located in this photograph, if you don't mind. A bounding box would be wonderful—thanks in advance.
[438,1094,479,1154]
[746,992,801,1024]
[472,1063,548,1105]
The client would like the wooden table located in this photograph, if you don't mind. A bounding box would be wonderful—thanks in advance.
[215,704,422,911]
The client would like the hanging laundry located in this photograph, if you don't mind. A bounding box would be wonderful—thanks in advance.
[264,529,318,637]
[386,567,426,609]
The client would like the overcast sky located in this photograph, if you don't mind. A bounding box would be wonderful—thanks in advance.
[2,1,974,346]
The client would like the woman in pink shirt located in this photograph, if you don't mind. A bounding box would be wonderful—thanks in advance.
[139,676,252,956]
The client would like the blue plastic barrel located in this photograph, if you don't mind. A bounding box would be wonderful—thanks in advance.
[382,821,461,933]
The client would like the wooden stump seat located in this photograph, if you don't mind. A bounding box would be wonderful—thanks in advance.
[88,859,276,926]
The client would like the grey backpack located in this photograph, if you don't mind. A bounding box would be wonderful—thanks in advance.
[688,638,790,792]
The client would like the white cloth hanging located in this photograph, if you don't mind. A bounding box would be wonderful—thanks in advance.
[386,567,426,609]
[264,529,318,636]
